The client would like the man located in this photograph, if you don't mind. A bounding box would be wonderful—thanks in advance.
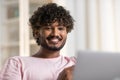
[0,3,75,80]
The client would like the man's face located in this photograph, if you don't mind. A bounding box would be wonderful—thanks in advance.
[39,21,67,51]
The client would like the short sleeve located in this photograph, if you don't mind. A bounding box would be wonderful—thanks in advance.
[70,56,76,63]
[0,57,22,80]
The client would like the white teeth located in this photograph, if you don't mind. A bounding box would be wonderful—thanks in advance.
[50,39,59,43]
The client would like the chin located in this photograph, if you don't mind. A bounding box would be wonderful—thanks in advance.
[46,45,64,51]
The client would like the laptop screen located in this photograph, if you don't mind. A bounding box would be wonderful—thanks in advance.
[73,51,120,80]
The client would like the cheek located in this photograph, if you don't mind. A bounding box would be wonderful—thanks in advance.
[40,31,50,38]
[43,30,51,36]
[62,32,67,38]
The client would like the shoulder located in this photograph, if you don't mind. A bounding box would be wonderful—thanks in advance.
[0,56,24,79]
[7,56,32,61]
[59,56,76,69]
[7,56,24,63]
[0,56,31,74]
[2,56,24,68]
[5,56,21,63]
[4,56,33,67]
[64,56,76,63]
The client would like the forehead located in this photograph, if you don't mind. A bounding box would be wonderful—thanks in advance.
[51,21,59,26]
[46,21,65,28]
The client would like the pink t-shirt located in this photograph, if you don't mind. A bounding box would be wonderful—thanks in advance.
[0,56,75,80]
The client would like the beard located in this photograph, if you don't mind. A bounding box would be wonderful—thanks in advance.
[41,41,66,51]
[38,36,66,51]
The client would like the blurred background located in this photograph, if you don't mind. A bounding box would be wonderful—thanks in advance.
[0,0,120,69]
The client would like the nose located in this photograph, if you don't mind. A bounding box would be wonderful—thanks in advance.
[51,28,59,36]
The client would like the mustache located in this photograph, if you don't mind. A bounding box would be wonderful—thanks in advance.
[47,36,62,41]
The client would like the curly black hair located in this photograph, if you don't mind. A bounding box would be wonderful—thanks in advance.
[29,3,74,45]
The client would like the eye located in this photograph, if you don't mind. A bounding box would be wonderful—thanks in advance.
[58,27,65,31]
[44,27,52,30]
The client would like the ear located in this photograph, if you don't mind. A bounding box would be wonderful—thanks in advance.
[33,30,40,39]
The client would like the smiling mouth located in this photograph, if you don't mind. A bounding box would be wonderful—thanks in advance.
[49,38,61,44]
[47,36,62,44]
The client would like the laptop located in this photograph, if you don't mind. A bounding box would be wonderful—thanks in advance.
[73,51,120,80]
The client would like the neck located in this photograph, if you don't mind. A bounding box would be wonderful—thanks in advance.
[32,48,60,58]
